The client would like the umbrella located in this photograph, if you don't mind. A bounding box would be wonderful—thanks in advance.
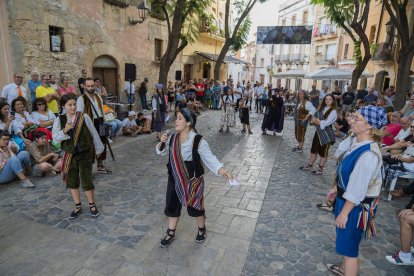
[305,67,373,80]
[273,69,307,90]
[272,69,306,78]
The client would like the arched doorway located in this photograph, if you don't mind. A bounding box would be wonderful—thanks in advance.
[374,70,389,93]
[92,55,119,99]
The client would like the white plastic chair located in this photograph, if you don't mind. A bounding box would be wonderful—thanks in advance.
[388,174,414,201]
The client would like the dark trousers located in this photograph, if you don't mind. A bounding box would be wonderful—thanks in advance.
[93,118,107,162]
[403,181,414,209]
[140,93,147,110]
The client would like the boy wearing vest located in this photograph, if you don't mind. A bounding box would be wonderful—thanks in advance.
[52,94,104,219]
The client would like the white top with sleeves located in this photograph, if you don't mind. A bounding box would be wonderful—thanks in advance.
[52,113,104,155]
[76,93,103,118]
[342,140,380,205]
[301,101,317,115]
[1,83,28,105]
[31,110,56,126]
[0,120,21,134]
[156,130,223,176]
[334,135,354,159]
[122,118,137,128]
[319,107,338,130]
[14,111,35,132]
[394,128,411,142]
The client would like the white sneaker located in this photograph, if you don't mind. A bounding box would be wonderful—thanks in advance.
[385,251,414,265]
[107,138,113,144]
[20,179,35,189]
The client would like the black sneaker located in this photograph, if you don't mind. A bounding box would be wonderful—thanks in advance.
[219,128,223,132]
[69,204,83,219]
[195,227,206,243]
[89,202,99,217]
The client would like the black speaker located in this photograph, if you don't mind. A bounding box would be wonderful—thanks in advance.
[175,70,182,81]
[125,63,136,82]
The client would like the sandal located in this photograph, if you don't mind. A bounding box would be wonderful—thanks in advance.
[326,263,344,276]
[316,200,334,212]
[195,227,206,243]
[97,166,112,174]
[160,228,176,248]
[299,164,313,171]
[311,165,324,175]
[69,203,83,219]
[89,202,100,217]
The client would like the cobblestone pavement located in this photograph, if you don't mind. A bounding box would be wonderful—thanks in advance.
[243,117,413,275]
[0,110,413,275]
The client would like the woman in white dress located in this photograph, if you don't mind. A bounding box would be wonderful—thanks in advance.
[31,97,56,131]
[219,88,237,133]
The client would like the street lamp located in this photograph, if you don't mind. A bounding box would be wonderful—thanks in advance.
[129,1,150,25]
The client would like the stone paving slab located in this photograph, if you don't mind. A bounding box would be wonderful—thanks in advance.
[242,116,414,275]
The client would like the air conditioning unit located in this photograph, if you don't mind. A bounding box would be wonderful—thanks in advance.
[51,35,61,52]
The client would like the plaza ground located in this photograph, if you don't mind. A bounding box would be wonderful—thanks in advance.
[0,110,413,275]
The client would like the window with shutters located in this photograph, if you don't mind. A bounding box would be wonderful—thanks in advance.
[154,39,162,61]
[343,44,349,59]
[369,25,377,43]
[326,44,337,60]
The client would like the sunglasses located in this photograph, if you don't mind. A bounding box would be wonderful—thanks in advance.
[37,103,45,106]
[411,126,414,128]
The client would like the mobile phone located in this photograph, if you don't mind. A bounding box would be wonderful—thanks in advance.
[10,111,15,116]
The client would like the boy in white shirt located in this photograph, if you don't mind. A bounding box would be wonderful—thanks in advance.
[122,111,140,136]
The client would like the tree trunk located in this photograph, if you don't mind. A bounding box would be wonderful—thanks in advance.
[350,55,370,90]
[214,40,232,81]
[394,50,414,110]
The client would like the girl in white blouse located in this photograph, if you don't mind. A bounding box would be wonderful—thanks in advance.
[156,108,232,248]
[300,94,337,175]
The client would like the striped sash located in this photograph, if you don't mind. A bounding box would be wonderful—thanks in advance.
[169,133,204,210]
[61,112,84,182]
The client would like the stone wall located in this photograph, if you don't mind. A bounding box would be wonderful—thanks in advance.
[6,0,181,102]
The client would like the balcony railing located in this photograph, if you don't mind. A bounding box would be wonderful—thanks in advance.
[372,42,394,61]
[274,55,281,61]
[315,55,336,65]
[289,54,300,61]
[281,54,290,62]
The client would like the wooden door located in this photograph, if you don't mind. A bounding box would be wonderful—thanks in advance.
[93,68,118,98]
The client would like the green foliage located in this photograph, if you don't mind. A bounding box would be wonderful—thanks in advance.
[311,0,359,29]
[148,0,212,46]
[370,43,378,56]
[230,17,252,52]
[353,40,362,67]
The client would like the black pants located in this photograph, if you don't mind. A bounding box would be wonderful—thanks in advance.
[164,161,205,217]
[403,181,414,209]
[93,118,107,161]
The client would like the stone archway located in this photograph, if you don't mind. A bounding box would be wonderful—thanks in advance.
[92,55,119,99]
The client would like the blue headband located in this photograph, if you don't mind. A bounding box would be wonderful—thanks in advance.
[181,108,194,127]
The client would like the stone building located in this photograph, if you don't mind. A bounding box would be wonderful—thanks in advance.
[0,0,181,103]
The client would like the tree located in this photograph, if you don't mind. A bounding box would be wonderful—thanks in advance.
[312,0,372,90]
[383,0,414,109]
[213,0,267,81]
[150,0,211,86]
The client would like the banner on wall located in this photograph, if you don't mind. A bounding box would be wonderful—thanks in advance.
[257,26,313,44]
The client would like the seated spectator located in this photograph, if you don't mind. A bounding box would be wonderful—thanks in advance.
[12,96,35,134]
[26,131,61,177]
[355,99,365,109]
[391,181,414,210]
[382,145,414,184]
[364,87,378,104]
[136,112,151,134]
[401,94,414,119]
[385,208,414,265]
[394,117,412,143]
[377,97,393,113]
[103,105,122,141]
[122,111,140,136]
[31,97,56,131]
[0,130,34,188]
[57,76,77,97]
[334,111,349,138]
[381,111,402,146]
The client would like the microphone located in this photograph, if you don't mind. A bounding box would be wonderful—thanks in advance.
[159,129,173,151]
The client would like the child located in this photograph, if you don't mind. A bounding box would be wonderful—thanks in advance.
[122,111,141,136]
[52,94,104,219]
[136,112,152,134]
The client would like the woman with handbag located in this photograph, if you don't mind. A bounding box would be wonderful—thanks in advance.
[156,108,233,247]
[325,106,385,275]
[52,94,104,219]
[299,94,337,175]
[293,90,316,152]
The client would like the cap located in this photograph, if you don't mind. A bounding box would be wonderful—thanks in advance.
[128,111,136,117]
[358,106,387,130]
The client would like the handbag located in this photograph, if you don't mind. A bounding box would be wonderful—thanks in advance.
[87,95,108,137]
[104,113,115,122]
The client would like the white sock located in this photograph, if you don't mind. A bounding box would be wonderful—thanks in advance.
[399,251,412,260]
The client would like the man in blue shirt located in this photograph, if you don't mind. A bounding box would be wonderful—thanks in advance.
[212,81,222,110]
[28,71,41,102]
[364,87,378,105]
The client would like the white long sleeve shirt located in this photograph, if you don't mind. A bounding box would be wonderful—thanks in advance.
[76,93,103,119]
[342,140,380,205]
[156,130,223,176]
[319,107,337,130]
[52,113,104,155]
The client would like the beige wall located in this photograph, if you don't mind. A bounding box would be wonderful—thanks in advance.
[0,0,14,88]
[4,0,180,101]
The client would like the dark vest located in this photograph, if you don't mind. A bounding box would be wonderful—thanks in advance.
[59,115,93,154]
